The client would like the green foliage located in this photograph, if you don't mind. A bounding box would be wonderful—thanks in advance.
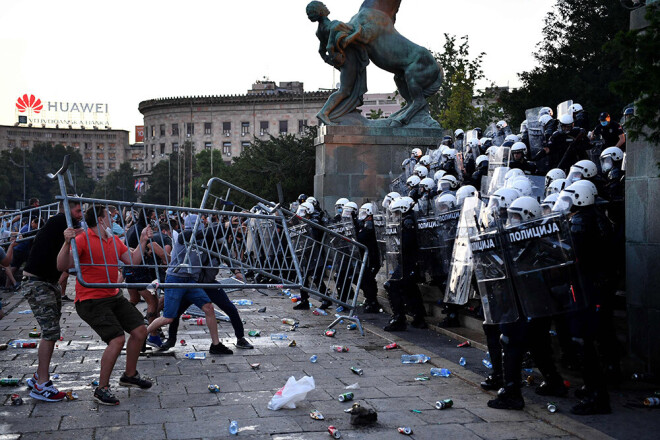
[368,108,384,120]
[0,144,94,209]
[607,4,660,146]
[438,70,479,130]
[499,0,629,130]
[91,162,138,202]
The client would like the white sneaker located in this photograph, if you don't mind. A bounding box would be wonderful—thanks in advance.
[29,380,66,402]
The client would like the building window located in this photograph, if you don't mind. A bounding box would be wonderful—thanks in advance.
[21,140,30,148]
[160,124,165,137]
[241,122,249,136]
[204,122,212,135]
[205,142,212,150]
[298,119,308,133]
[8,139,16,148]
[172,123,179,136]
[97,153,104,160]
[279,120,288,134]
[223,142,231,156]
[84,153,92,160]
[108,143,116,150]
[223,122,231,136]
[151,126,155,138]
[151,144,155,156]
[160,143,165,155]
[108,163,116,170]
[109,153,116,160]
[97,143,104,150]
[172,142,179,153]
[186,123,194,136]
[241,141,250,153]
[260,121,269,136]
[85,142,92,150]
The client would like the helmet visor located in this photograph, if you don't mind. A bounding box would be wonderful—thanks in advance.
[508,212,523,226]
[600,157,613,173]
[358,209,368,221]
[438,181,452,193]
[335,206,343,216]
[552,196,573,214]
[341,209,354,219]
[541,203,554,216]
[567,170,583,184]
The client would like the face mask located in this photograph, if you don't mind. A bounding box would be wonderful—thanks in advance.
[106,227,114,237]
[600,121,608,127]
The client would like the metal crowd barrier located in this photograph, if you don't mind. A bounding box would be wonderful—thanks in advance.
[0,202,60,246]
[201,177,369,335]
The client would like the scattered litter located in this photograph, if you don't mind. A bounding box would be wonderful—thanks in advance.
[184,352,206,360]
[52,374,60,380]
[232,299,253,306]
[208,384,220,393]
[17,310,33,314]
[338,392,354,402]
[482,359,493,369]
[9,340,38,348]
[250,363,261,370]
[349,404,378,426]
[310,355,318,363]
[526,375,536,385]
[180,339,187,346]
[288,340,297,347]
[271,334,288,340]
[331,345,349,353]
[346,323,357,330]
[28,328,41,338]
[0,378,21,386]
[350,367,363,376]
[457,340,471,348]
[310,410,324,420]
[547,402,558,413]
[644,397,660,407]
[335,306,344,313]
[414,376,430,381]
[248,330,261,337]
[66,391,79,400]
[435,399,453,410]
[430,368,451,377]
[229,420,239,435]
[257,307,267,313]
[328,426,341,438]
[459,357,466,366]
[324,329,336,338]
[384,342,398,350]
[0,344,7,351]
[282,318,297,325]
[401,354,429,364]
[313,308,328,316]
[345,383,360,390]
[523,368,534,373]
[398,427,413,435]
[10,394,23,405]
[267,376,316,410]
[91,380,99,386]
[410,409,422,413]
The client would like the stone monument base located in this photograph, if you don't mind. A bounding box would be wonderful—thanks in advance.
[314,124,444,209]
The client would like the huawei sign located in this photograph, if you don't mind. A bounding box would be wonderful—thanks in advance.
[16,94,43,114]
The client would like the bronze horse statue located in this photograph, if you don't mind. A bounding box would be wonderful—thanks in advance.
[341,0,442,126]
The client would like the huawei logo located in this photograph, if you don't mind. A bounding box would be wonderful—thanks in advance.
[16,94,43,114]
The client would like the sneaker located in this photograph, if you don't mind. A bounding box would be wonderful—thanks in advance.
[158,339,176,352]
[210,342,233,355]
[487,389,525,410]
[94,386,120,406]
[235,337,254,349]
[26,373,39,390]
[146,335,163,348]
[119,371,153,389]
[29,380,66,402]
[363,302,382,314]
[293,300,310,310]
[61,295,74,302]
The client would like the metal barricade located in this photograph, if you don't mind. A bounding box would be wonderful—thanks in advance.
[200,177,369,335]
[0,202,60,246]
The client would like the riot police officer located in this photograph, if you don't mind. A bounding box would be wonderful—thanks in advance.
[357,203,382,313]
[383,197,427,331]
[509,142,538,175]
[469,155,489,190]
[333,198,349,223]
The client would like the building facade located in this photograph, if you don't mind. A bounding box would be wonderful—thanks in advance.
[0,125,130,179]
[138,81,332,172]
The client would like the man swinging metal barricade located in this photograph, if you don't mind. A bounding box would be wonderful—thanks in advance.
[199,177,369,335]
[470,213,587,324]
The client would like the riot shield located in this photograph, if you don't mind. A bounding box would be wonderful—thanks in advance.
[489,123,504,146]
[525,107,544,157]
[444,196,482,305]
[390,157,416,194]
[505,214,587,319]
[384,217,402,281]
[454,138,464,154]
[485,166,510,198]
[470,227,520,324]
[414,195,434,217]
[435,207,461,277]
[416,213,445,284]
[427,148,442,174]
[527,175,546,203]
[485,147,511,195]
[373,213,387,267]
[556,100,573,120]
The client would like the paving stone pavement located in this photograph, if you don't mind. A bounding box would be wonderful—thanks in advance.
[0,284,624,439]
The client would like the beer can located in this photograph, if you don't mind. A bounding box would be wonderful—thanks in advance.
[350,367,363,376]
[547,402,557,413]
[457,340,471,348]
[325,329,336,337]
[397,427,413,435]
[208,384,220,393]
[644,397,660,407]
[383,342,398,350]
[338,392,354,402]
[435,399,453,410]
[328,425,341,438]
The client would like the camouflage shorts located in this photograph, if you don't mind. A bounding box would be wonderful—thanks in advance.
[21,281,62,341]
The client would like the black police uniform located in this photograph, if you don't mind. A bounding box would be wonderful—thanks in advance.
[534,127,589,173]
[469,164,488,190]
[295,215,330,309]
[574,111,590,131]
[593,122,626,151]
[384,210,426,330]
[356,217,381,311]
[441,159,460,178]
[509,158,538,175]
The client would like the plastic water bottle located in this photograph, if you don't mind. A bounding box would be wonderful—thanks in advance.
[335,306,344,313]
[270,334,288,340]
[401,354,430,364]
[228,420,238,435]
[430,368,451,377]
[523,368,534,373]
[482,359,493,369]
[233,299,253,306]
[9,340,37,348]
[313,308,329,316]
[184,352,206,360]
[310,355,318,363]
[194,318,206,326]
[459,357,466,366]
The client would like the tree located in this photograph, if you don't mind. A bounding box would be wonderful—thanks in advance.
[368,108,384,120]
[438,69,479,130]
[91,162,137,202]
[499,0,629,129]
[606,4,660,146]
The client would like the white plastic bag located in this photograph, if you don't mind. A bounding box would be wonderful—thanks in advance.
[267,376,316,410]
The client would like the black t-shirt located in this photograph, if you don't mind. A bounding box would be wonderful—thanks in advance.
[149,232,172,266]
[24,213,67,283]
[593,122,625,150]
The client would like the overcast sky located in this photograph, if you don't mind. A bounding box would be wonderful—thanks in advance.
[0,0,554,142]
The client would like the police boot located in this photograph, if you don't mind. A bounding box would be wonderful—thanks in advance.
[535,377,569,397]
[571,391,611,415]
[410,315,428,329]
[293,300,310,310]
[487,384,525,410]
[383,316,407,332]
[439,312,460,328]
[363,301,382,314]
[481,373,504,391]
[319,300,332,310]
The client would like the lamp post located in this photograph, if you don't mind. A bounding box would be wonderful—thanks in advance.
[8,149,26,208]
[116,185,126,201]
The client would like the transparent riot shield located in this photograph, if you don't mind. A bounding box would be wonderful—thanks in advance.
[416,213,444,284]
[485,147,511,195]
[454,138,464,154]
[489,123,504,146]
[525,107,544,158]
[528,175,547,203]
[444,196,482,305]
[384,216,402,280]
[485,166,510,198]
[504,214,587,318]
[556,100,573,120]
[471,227,520,324]
[373,213,387,267]
[435,207,461,278]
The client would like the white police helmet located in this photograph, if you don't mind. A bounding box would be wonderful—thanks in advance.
[507,196,542,225]
[545,168,567,188]
[438,175,459,192]
[456,185,478,207]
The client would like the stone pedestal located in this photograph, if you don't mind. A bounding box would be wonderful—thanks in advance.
[314,124,443,209]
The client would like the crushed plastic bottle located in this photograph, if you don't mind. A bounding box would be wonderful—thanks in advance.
[331,345,349,353]
[401,354,430,364]
[459,357,466,366]
[270,334,288,340]
[184,352,207,360]
[310,355,318,363]
[229,420,238,435]
[482,359,493,369]
[146,280,159,294]
[232,299,254,306]
[282,318,297,325]
[430,368,451,377]
[247,330,261,337]
[313,308,328,316]
[9,340,37,348]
